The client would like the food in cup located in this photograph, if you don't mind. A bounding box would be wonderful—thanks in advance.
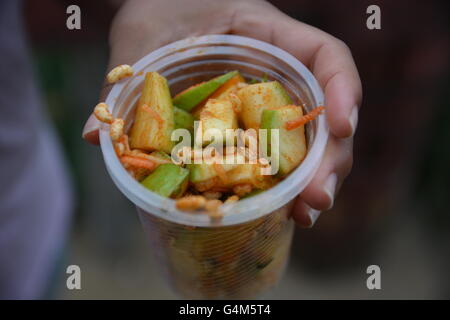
[93,69,324,220]
[139,203,294,299]
[173,70,240,112]
[95,35,328,299]
[106,64,134,84]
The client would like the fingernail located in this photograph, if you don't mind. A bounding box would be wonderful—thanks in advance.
[307,207,321,228]
[348,106,358,136]
[82,114,101,139]
[323,173,337,210]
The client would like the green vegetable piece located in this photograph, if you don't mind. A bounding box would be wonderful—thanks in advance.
[174,106,194,130]
[173,71,238,111]
[237,81,292,130]
[261,105,307,177]
[188,163,217,183]
[141,164,189,198]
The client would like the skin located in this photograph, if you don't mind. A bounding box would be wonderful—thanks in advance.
[82,0,362,228]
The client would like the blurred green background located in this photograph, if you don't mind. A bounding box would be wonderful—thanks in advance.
[25,0,450,298]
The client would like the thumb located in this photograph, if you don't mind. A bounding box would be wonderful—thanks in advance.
[82,82,114,145]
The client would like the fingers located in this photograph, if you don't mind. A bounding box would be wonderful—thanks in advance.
[299,135,353,212]
[230,2,362,138]
[108,0,234,68]
[312,43,361,138]
[82,81,114,145]
[82,114,101,145]
[292,136,353,228]
[230,3,359,228]
[291,199,321,229]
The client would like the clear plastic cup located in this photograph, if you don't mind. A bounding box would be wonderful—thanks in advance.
[100,35,328,299]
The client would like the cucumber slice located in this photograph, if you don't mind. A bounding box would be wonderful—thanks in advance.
[129,72,174,153]
[173,71,238,111]
[261,105,307,176]
[198,99,238,145]
[141,163,189,198]
[174,106,194,130]
[237,81,292,130]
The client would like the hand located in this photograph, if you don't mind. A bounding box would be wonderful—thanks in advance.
[82,0,362,227]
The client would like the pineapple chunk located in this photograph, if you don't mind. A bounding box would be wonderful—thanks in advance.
[192,73,246,118]
[226,163,255,186]
[188,147,248,189]
[129,72,174,153]
[225,164,273,190]
[198,99,238,145]
[261,105,307,176]
[188,162,240,193]
[188,162,238,184]
[149,150,171,161]
[237,81,292,130]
